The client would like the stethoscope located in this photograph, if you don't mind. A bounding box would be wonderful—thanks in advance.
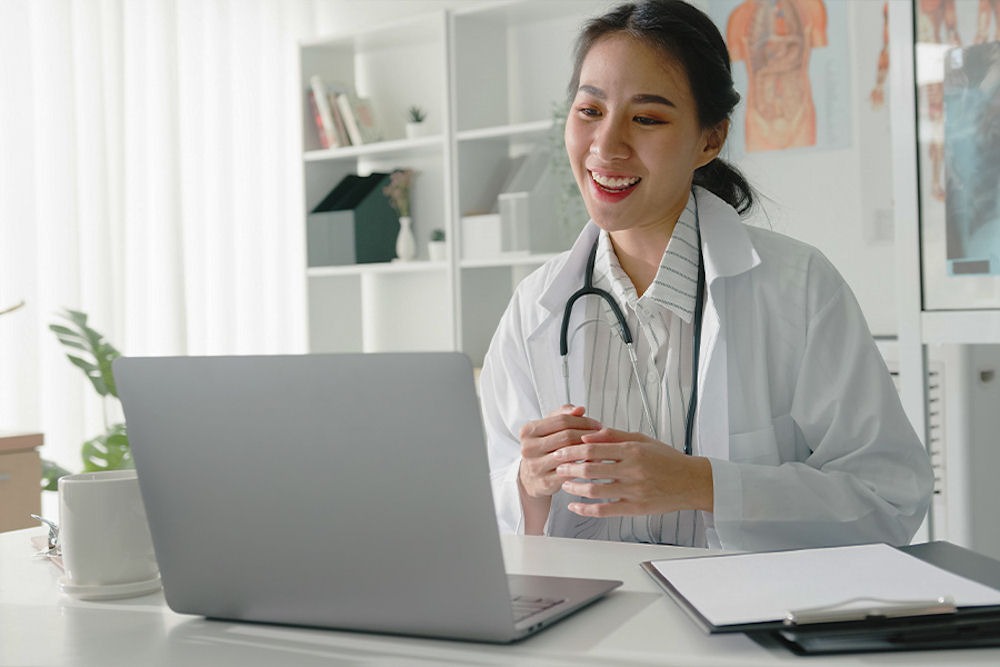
[558,233,705,455]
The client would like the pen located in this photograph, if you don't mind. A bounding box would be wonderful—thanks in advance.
[784,596,957,626]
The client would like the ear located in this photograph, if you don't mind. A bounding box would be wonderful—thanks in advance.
[696,119,729,169]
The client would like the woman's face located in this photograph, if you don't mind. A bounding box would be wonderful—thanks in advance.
[565,33,724,236]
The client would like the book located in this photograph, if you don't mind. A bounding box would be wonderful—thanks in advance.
[327,91,351,146]
[336,91,382,145]
[307,90,333,149]
[308,75,339,149]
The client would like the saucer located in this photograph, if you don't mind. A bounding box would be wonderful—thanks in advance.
[58,574,162,601]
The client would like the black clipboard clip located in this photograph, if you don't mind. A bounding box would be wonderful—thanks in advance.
[783,596,957,626]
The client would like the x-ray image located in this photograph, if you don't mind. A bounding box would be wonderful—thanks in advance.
[944,41,1000,275]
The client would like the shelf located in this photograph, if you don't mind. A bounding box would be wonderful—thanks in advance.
[921,310,1000,344]
[304,135,444,162]
[308,261,448,278]
[460,253,559,269]
[302,1,594,359]
[456,120,553,143]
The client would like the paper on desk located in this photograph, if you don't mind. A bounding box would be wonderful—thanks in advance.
[649,543,1000,627]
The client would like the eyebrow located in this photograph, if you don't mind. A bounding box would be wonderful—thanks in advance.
[577,85,676,108]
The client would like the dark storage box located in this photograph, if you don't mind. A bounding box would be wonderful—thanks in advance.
[307,173,399,266]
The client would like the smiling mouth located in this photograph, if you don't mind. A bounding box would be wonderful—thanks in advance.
[590,171,641,193]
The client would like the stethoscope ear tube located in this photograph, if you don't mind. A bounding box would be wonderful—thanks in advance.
[559,232,705,455]
[683,257,706,456]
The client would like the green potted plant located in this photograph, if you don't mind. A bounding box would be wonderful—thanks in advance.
[428,228,447,262]
[49,309,131,476]
[405,105,428,139]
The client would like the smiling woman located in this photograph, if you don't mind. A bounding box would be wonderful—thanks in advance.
[479,0,933,553]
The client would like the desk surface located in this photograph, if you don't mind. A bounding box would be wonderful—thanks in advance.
[2,527,999,666]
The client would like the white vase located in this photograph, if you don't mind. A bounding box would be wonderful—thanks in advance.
[395,216,416,261]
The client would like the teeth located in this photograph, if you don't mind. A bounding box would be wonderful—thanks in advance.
[591,172,640,190]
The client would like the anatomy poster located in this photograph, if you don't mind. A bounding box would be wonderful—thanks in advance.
[709,0,851,155]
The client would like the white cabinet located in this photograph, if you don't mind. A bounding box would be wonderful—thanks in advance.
[299,1,609,365]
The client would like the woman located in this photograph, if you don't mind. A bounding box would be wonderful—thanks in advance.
[480,0,933,551]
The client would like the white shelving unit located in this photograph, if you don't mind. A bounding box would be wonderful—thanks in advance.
[299,1,611,365]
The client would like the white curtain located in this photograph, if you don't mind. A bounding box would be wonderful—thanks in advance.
[0,0,346,472]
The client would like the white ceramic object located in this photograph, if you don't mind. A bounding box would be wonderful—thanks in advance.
[427,240,447,262]
[405,122,428,139]
[57,469,161,599]
[395,216,416,261]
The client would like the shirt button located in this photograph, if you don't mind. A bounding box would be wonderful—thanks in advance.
[646,371,659,384]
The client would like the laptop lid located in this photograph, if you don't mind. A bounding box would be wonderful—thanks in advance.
[114,352,619,643]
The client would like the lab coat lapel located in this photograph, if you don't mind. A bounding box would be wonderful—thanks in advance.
[525,223,600,415]
[693,188,760,462]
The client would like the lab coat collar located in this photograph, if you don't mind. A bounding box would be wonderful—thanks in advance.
[694,187,761,282]
[536,222,600,315]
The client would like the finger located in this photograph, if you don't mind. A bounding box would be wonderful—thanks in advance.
[567,499,638,517]
[555,460,620,480]
[579,427,643,444]
[553,442,625,464]
[520,460,572,498]
[520,414,602,442]
[561,478,622,501]
[552,404,586,417]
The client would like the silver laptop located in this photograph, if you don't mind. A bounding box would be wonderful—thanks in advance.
[114,352,621,643]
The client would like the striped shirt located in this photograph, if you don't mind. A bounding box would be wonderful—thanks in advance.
[567,191,704,546]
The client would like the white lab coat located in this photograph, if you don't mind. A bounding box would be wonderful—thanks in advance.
[480,187,933,551]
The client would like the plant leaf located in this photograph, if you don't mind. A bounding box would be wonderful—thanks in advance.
[50,309,121,398]
[81,423,131,472]
[41,459,73,492]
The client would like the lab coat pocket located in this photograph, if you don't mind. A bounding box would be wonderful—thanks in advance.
[729,424,780,465]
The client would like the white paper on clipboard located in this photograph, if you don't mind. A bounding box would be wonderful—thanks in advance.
[645,543,1000,629]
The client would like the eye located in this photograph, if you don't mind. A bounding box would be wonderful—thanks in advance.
[634,115,666,126]
[574,105,602,119]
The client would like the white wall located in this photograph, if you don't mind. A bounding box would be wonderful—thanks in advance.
[731,1,898,336]
[314,0,481,33]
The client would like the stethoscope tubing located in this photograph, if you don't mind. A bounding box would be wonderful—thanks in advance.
[559,232,705,456]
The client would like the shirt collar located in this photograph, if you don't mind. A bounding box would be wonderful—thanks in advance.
[646,192,700,323]
[594,191,701,323]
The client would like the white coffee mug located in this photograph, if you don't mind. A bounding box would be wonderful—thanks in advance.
[58,469,161,600]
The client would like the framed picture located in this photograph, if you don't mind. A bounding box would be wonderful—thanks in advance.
[916,0,1000,309]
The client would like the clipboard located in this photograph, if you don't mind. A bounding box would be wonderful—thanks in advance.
[641,541,1000,653]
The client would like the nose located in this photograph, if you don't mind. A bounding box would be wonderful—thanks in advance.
[589,115,630,161]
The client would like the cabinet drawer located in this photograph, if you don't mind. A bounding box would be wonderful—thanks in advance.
[0,450,42,532]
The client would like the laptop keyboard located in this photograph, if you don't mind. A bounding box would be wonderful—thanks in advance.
[511,595,566,623]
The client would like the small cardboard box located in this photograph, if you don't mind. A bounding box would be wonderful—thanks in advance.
[0,432,43,532]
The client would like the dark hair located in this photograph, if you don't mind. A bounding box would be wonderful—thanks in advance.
[568,0,754,214]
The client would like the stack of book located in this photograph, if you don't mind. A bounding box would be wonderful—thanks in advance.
[308,75,383,149]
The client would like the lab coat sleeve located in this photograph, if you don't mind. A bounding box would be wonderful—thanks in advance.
[709,280,934,551]
[480,286,545,535]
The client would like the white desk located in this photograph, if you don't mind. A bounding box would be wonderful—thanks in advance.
[2,527,998,666]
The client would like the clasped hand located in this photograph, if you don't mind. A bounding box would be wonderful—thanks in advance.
[518,405,713,518]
